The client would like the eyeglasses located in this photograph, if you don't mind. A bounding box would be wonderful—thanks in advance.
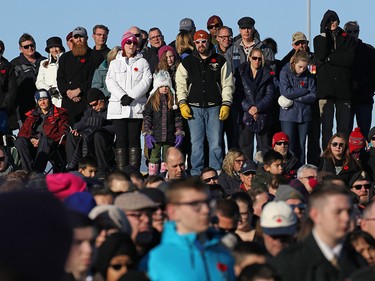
[94,33,107,37]
[109,263,130,271]
[0,156,5,161]
[22,44,35,50]
[149,34,162,40]
[371,136,375,141]
[73,34,84,39]
[217,35,232,40]
[172,199,213,212]
[242,171,256,176]
[347,30,359,34]
[195,40,207,45]
[352,184,371,190]
[126,211,153,220]
[208,23,220,29]
[251,56,262,61]
[235,159,245,164]
[133,33,141,38]
[294,40,307,46]
[203,175,218,183]
[331,142,344,148]
[300,175,316,180]
[289,203,306,211]
[275,141,288,146]
[125,40,137,45]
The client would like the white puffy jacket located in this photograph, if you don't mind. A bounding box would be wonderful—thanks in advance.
[106,52,152,119]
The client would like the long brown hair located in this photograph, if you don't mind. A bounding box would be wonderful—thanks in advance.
[147,87,176,112]
[322,133,350,165]
[289,49,310,74]
[156,49,180,72]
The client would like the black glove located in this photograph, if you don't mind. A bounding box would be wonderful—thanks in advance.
[121,95,134,106]
[48,87,60,98]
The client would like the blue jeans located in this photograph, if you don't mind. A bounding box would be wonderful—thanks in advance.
[188,106,223,175]
[281,121,310,164]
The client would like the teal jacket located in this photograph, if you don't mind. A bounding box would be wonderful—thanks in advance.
[147,221,235,281]
[91,60,110,97]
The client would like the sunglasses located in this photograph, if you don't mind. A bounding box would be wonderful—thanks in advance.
[294,40,307,46]
[109,264,130,271]
[347,30,359,34]
[275,141,288,146]
[242,171,256,176]
[22,44,35,50]
[331,142,344,148]
[195,40,207,44]
[203,175,218,183]
[371,136,375,141]
[208,23,220,29]
[125,39,137,45]
[0,156,5,161]
[251,56,262,61]
[73,34,84,39]
[352,184,371,190]
[289,203,306,211]
[235,159,245,164]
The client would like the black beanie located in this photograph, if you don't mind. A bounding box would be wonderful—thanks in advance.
[87,88,105,104]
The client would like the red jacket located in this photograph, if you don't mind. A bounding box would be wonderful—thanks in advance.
[18,105,68,142]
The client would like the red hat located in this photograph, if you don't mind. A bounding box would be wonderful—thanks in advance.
[207,15,223,28]
[158,45,176,61]
[349,127,366,153]
[194,30,209,41]
[46,173,87,201]
[272,132,289,148]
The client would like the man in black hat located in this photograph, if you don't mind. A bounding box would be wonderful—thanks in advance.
[349,171,371,208]
[57,26,103,125]
[65,88,114,178]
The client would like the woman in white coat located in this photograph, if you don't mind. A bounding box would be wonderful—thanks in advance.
[36,37,65,107]
[106,31,152,170]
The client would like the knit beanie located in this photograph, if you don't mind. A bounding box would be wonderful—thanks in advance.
[207,15,223,28]
[64,191,97,216]
[349,127,366,153]
[46,173,87,201]
[157,45,176,61]
[272,132,289,148]
[121,32,138,50]
[34,89,51,103]
[87,88,105,104]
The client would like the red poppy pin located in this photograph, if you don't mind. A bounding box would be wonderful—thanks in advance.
[290,170,295,174]
[211,58,217,63]
[343,165,349,170]
[270,71,275,75]
[0,69,5,74]
[134,67,139,72]
[217,262,228,272]
[276,218,283,223]
[300,81,305,87]
[342,32,347,37]
[80,58,86,63]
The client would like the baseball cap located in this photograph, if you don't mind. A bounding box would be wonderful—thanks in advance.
[179,18,195,32]
[72,26,88,38]
[240,160,257,174]
[292,32,308,44]
[260,201,297,236]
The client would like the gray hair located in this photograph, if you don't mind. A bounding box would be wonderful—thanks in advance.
[297,164,318,179]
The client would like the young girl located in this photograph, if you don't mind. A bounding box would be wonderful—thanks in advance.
[279,50,316,164]
[143,71,183,175]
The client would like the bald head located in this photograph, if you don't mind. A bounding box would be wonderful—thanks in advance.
[165,147,185,180]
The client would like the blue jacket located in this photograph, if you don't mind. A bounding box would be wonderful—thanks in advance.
[279,63,316,123]
[147,221,235,281]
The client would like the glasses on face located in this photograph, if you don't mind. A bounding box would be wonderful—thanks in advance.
[94,33,107,37]
[172,199,213,212]
[126,211,153,220]
[109,263,131,271]
[22,44,35,50]
[275,141,288,146]
[294,40,307,46]
[208,23,221,30]
[73,34,84,39]
[203,175,218,183]
[149,34,162,40]
[133,33,141,38]
[0,156,5,162]
[242,171,256,176]
[347,29,359,35]
[289,203,306,211]
[125,40,137,45]
[251,56,262,61]
[218,35,232,40]
[371,136,375,141]
[331,142,344,148]
[195,40,207,45]
[300,175,316,180]
[235,159,245,164]
[352,184,371,190]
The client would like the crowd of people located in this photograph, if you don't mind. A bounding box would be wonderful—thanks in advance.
[1,9,375,281]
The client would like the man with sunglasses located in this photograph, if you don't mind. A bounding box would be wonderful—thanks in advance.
[148,177,235,281]
[57,26,104,126]
[176,30,234,176]
[349,171,371,208]
[11,33,46,124]
[344,21,375,139]
[207,15,223,46]
[65,88,114,179]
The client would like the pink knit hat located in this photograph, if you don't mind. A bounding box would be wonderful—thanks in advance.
[158,45,176,61]
[46,173,87,201]
[121,32,138,50]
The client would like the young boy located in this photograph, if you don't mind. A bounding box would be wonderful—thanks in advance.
[263,150,283,175]
[78,156,98,178]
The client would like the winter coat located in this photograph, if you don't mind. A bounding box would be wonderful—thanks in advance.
[279,63,316,123]
[283,151,302,179]
[218,171,241,196]
[57,48,103,124]
[318,155,361,185]
[234,63,275,131]
[0,56,17,130]
[313,27,356,100]
[36,55,62,107]
[147,221,235,281]
[176,49,234,108]
[142,45,163,74]
[106,52,152,119]
[143,95,182,143]
[91,60,111,97]
[225,37,274,73]
[11,52,46,122]
[18,105,68,142]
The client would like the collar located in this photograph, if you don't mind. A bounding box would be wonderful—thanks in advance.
[312,228,343,261]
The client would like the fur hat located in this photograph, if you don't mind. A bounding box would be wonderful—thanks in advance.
[349,127,366,153]
[149,71,178,109]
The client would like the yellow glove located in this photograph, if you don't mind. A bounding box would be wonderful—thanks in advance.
[179,104,192,119]
[219,105,230,120]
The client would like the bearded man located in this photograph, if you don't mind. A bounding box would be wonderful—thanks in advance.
[57,26,103,125]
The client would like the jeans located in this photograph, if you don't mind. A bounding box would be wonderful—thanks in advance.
[281,121,310,164]
[188,106,223,175]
